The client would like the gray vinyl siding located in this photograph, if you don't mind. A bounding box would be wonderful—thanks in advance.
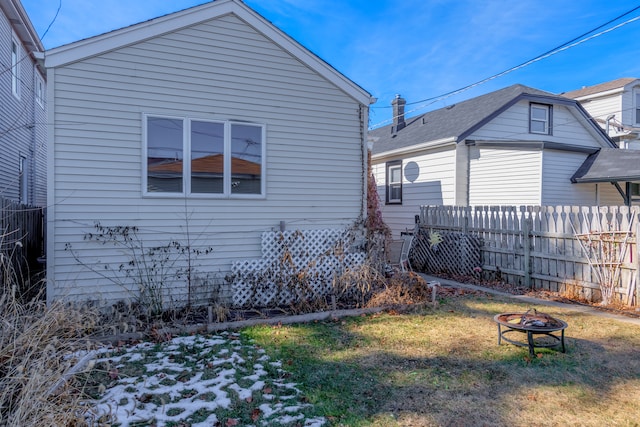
[468,146,541,206]
[597,183,626,205]
[49,14,365,303]
[579,95,621,123]
[471,101,600,147]
[541,150,596,205]
[0,10,45,206]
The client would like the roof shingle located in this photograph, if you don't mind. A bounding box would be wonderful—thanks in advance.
[369,84,558,155]
[561,78,638,99]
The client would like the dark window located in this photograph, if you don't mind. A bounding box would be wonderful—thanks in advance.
[145,115,265,197]
[386,160,402,204]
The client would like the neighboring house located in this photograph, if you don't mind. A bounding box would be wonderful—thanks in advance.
[562,78,640,150]
[0,0,46,206]
[571,148,640,206]
[44,0,373,305]
[369,84,621,236]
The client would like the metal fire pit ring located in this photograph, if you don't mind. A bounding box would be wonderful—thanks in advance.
[494,312,567,357]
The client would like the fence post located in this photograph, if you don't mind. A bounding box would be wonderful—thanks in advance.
[523,216,532,289]
[636,221,640,306]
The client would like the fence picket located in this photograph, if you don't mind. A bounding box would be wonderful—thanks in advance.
[0,197,45,298]
[417,205,639,305]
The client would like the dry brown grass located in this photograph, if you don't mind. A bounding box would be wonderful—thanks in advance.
[0,289,98,426]
[246,292,640,426]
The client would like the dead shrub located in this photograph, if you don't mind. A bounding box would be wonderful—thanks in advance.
[332,261,387,307]
[0,289,98,426]
[366,271,433,307]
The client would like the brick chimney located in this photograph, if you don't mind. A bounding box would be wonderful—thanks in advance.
[391,94,406,133]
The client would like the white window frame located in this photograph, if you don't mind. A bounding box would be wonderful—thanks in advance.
[143,114,266,198]
[35,72,44,107]
[11,34,21,99]
[530,103,551,135]
[386,160,402,204]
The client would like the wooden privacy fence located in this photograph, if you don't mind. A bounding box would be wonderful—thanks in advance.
[1,197,45,297]
[415,205,640,306]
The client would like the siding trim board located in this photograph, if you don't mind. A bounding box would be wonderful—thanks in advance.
[466,140,600,154]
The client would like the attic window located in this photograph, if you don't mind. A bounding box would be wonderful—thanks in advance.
[530,103,552,135]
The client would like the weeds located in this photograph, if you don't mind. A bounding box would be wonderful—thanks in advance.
[66,222,215,316]
[0,289,98,426]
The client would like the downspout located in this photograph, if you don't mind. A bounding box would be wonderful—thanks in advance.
[360,104,368,225]
[605,114,615,136]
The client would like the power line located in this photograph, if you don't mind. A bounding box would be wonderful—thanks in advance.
[40,0,62,41]
[405,4,640,108]
[370,4,640,128]
[0,0,62,78]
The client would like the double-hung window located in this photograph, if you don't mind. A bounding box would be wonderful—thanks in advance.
[144,115,265,197]
[11,36,20,99]
[385,160,402,204]
[530,103,551,135]
[635,91,640,125]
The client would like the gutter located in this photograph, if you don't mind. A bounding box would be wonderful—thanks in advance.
[371,136,457,161]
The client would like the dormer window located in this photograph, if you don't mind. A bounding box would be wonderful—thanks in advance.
[530,103,552,135]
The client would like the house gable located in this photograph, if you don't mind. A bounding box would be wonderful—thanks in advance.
[44,0,370,106]
[369,84,618,236]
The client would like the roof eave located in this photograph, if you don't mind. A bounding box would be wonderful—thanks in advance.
[572,177,639,184]
[0,0,44,70]
[371,136,457,161]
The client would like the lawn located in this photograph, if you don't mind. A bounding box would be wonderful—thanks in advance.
[243,292,640,426]
[79,291,640,426]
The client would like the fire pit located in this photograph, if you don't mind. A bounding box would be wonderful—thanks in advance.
[493,310,567,357]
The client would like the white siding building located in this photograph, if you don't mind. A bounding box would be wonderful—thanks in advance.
[370,86,620,237]
[563,78,640,150]
[0,0,46,206]
[44,0,373,306]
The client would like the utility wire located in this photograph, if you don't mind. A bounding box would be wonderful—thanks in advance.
[370,5,640,128]
[0,0,62,78]
[402,4,640,108]
[41,0,62,41]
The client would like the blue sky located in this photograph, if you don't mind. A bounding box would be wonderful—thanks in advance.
[21,0,640,128]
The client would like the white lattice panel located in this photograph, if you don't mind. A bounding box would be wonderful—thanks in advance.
[232,229,365,307]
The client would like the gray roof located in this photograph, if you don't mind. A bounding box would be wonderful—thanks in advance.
[562,78,638,100]
[370,84,582,156]
[571,148,640,183]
